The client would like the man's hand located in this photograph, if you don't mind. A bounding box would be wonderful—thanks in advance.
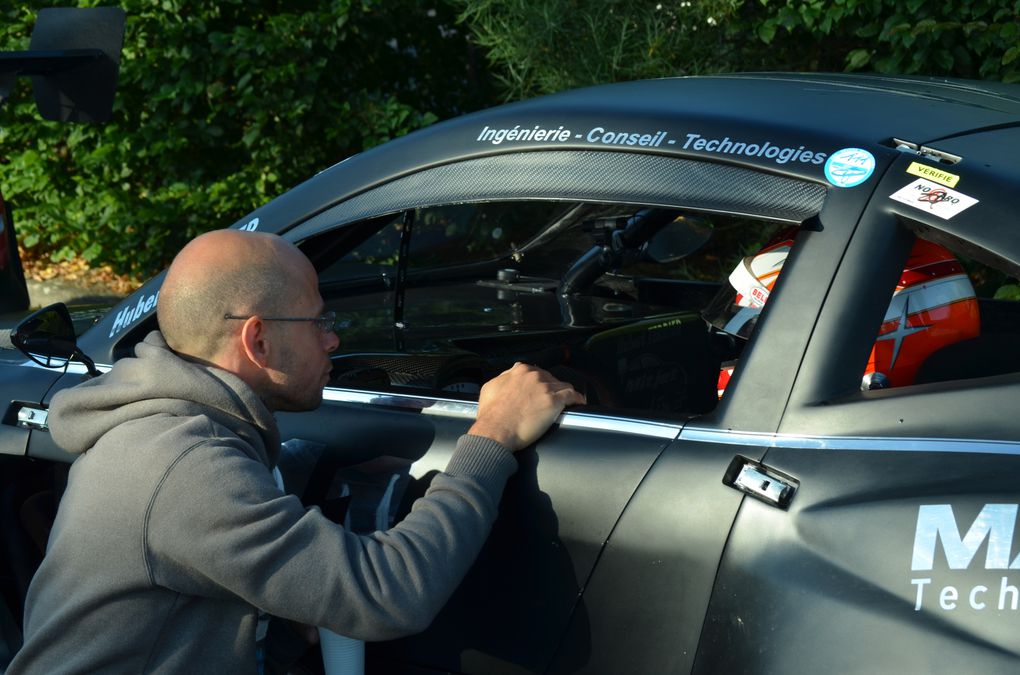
[468,363,586,451]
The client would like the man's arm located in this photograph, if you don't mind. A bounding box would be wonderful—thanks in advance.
[145,365,582,640]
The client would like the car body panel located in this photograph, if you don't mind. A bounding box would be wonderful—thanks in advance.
[699,117,1020,674]
[699,443,1020,675]
[785,145,1020,428]
[0,366,68,459]
[548,438,747,674]
[231,74,1020,240]
[278,393,679,674]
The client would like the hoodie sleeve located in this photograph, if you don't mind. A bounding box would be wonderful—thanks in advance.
[144,433,516,640]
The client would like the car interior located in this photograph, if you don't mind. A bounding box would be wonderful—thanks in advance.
[301,200,791,421]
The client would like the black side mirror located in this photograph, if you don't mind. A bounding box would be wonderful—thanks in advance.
[560,210,715,295]
[643,214,713,264]
[11,302,99,376]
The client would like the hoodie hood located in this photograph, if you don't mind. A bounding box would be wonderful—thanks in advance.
[48,331,280,466]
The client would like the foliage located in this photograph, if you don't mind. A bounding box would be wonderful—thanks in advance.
[751,0,1020,82]
[994,284,1020,301]
[0,0,491,278]
[450,0,742,99]
[3,1,1017,280]
[453,0,1020,100]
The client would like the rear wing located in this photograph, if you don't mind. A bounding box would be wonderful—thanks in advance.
[0,6,125,122]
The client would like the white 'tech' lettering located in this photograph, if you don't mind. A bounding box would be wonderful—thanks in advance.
[913,576,1018,612]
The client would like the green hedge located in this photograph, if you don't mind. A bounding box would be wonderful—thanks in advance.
[0,0,491,278]
[454,0,1020,98]
[3,1,1016,279]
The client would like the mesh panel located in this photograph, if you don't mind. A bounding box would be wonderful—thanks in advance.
[295,151,827,236]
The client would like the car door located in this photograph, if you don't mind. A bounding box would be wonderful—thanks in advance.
[696,132,1020,673]
[269,148,846,674]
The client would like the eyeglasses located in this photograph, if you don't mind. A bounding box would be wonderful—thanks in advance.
[224,310,337,333]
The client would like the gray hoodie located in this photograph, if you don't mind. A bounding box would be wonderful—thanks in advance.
[9,331,516,674]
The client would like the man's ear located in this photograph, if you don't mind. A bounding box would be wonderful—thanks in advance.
[239,316,271,368]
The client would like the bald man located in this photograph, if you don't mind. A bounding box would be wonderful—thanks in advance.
[9,230,584,674]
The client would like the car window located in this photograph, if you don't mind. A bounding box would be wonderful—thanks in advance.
[309,200,795,421]
[316,202,577,286]
[316,213,405,285]
[777,206,1020,444]
[863,231,1020,390]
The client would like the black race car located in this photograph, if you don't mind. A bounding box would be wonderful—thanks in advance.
[3,72,1020,674]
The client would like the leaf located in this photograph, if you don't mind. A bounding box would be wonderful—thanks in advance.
[777,6,801,30]
[846,48,871,70]
[241,126,261,147]
[933,49,954,70]
[81,243,102,262]
[994,284,1020,301]
[912,18,937,35]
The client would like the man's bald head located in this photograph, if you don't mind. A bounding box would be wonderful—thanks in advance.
[157,230,316,359]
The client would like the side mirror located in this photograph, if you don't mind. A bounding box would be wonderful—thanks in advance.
[11,302,99,375]
[561,210,714,296]
[643,214,713,264]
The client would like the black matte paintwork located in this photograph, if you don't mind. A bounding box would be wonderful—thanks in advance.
[549,439,746,674]
[698,448,1020,674]
[233,74,1020,240]
[347,410,673,674]
[0,366,69,459]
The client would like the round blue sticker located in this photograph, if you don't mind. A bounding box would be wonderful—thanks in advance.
[824,148,876,188]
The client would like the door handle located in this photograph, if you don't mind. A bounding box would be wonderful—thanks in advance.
[4,402,49,431]
[724,456,797,509]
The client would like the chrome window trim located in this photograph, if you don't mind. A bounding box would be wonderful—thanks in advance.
[52,367,674,439]
[37,371,1020,452]
[55,368,1018,453]
[322,387,681,440]
[681,426,1020,455]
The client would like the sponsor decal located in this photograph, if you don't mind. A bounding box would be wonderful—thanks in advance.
[586,127,669,147]
[109,291,159,338]
[681,133,826,166]
[911,504,1020,611]
[239,217,259,232]
[477,124,575,145]
[824,148,876,188]
[476,124,669,147]
[889,178,978,220]
[906,161,960,188]
[473,124,829,166]
[647,317,684,331]
[749,286,769,306]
